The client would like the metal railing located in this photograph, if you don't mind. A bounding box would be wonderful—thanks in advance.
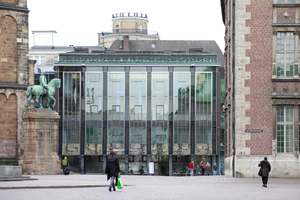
[112,12,147,19]
[100,28,159,36]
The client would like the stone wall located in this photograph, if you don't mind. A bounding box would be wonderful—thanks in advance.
[0,93,17,157]
[0,1,31,165]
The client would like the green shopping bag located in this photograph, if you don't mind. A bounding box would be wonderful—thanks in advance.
[117,173,123,189]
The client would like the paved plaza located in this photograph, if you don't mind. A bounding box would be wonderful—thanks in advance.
[1,174,300,200]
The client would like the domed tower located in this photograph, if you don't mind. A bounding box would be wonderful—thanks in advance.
[99,12,160,49]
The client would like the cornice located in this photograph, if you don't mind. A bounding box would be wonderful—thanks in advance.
[0,4,29,13]
[57,53,219,65]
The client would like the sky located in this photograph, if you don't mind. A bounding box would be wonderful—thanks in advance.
[27,0,225,52]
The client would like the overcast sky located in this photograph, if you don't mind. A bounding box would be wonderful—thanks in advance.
[28,0,225,51]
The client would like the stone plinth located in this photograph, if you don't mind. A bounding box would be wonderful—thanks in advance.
[21,109,61,174]
[0,166,22,177]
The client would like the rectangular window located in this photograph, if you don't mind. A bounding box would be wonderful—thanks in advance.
[53,56,59,64]
[62,72,81,155]
[277,0,295,3]
[29,56,46,65]
[107,72,125,144]
[195,72,212,145]
[151,73,168,145]
[33,56,40,64]
[276,106,294,153]
[276,32,294,77]
[40,56,45,65]
[129,72,147,145]
[173,72,190,147]
[85,72,102,145]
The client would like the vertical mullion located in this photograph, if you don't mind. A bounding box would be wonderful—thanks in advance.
[284,106,286,153]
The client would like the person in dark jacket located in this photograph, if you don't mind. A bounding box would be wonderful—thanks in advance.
[213,163,218,176]
[258,157,271,187]
[105,150,120,192]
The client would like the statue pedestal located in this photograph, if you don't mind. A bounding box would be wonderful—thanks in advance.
[21,109,61,174]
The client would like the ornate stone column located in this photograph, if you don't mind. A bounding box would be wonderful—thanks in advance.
[20,109,61,174]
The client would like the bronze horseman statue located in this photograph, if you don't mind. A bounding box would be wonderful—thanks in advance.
[26,70,61,109]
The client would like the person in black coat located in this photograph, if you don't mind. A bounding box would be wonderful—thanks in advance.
[258,157,271,187]
[105,150,120,192]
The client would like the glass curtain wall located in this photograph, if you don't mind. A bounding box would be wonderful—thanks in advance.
[107,72,125,154]
[195,72,212,155]
[173,72,190,155]
[63,72,81,155]
[85,72,103,155]
[151,73,169,155]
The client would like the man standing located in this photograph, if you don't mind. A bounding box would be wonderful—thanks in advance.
[258,157,271,187]
[189,161,194,176]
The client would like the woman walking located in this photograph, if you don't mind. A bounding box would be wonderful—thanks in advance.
[105,150,120,192]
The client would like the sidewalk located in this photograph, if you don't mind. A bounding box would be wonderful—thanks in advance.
[1,174,300,199]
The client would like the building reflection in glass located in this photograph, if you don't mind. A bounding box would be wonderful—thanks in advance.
[63,72,81,155]
[151,72,169,155]
[129,72,147,155]
[195,72,212,155]
[107,72,125,154]
[173,72,190,155]
[85,72,103,155]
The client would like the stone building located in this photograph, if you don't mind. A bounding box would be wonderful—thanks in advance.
[221,0,300,177]
[99,12,160,49]
[0,1,34,165]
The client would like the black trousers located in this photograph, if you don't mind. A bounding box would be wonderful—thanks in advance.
[115,176,118,186]
[262,176,268,185]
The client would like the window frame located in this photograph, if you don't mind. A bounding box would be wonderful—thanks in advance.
[276,32,295,77]
[276,0,295,3]
[276,105,294,153]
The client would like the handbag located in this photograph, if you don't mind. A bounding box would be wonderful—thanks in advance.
[258,168,262,177]
[117,173,123,189]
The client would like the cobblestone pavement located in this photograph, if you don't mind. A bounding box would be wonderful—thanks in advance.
[1,174,300,200]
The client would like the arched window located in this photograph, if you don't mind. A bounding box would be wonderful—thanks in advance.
[0,15,17,82]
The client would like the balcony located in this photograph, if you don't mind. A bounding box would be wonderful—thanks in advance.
[100,28,159,37]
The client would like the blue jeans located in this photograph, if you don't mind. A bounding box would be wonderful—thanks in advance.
[213,170,216,176]
[190,168,193,176]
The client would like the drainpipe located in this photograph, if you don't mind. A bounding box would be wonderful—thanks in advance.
[232,0,236,178]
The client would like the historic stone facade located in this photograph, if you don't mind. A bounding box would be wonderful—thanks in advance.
[221,0,300,178]
[0,1,34,166]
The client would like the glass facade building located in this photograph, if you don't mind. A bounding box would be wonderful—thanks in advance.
[55,52,222,175]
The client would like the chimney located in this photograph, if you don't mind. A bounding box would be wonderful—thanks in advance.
[123,36,130,51]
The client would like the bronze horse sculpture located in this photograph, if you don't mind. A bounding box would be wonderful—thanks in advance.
[26,78,61,109]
